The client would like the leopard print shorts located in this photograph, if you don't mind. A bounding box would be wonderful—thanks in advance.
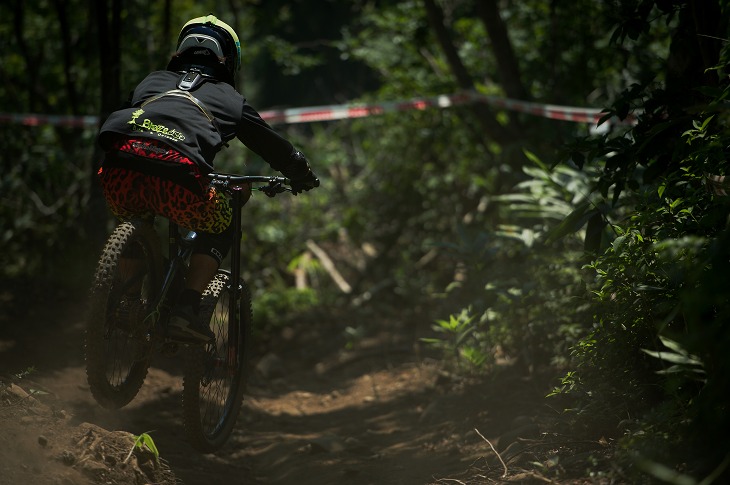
[98,138,232,234]
[99,167,232,233]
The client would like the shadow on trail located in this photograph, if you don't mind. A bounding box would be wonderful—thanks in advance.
[0,283,556,485]
[225,351,549,485]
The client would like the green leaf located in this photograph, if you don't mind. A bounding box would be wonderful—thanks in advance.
[545,202,595,244]
[523,148,549,173]
[141,434,159,459]
[641,349,703,367]
[132,432,160,463]
[657,335,690,356]
[655,365,705,378]
[611,234,627,252]
[700,115,715,131]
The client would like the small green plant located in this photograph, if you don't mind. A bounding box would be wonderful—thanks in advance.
[14,366,36,379]
[124,431,160,464]
[546,370,581,398]
[422,308,489,371]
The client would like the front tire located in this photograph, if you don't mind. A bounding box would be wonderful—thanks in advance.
[182,271,252,452]
[85,221,162,409]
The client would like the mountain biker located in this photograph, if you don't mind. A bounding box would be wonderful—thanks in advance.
[96,15,319,343]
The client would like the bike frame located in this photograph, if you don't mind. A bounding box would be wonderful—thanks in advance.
[144,174,287,347]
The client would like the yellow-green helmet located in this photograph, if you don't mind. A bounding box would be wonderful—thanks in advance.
[171,15,241,83]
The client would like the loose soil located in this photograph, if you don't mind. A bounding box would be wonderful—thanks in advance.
[0,281,622,485]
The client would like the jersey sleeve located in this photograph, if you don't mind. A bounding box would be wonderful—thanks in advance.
[236,102,295,170]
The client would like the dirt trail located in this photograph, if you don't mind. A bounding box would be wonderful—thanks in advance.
[0,285,612,485]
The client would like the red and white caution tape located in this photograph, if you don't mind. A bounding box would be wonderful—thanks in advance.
[0,112,99,128]
[258,91,481,124]
[483,96,615,125]
[0,91,633,128]
[258,92,627,126]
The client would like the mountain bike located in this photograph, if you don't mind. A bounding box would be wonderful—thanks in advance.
[84,173,291,452]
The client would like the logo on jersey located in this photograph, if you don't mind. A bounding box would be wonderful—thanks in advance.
[127,109,186,142]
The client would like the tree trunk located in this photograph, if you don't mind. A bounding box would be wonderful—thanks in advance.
[11,1,44,113]
[422,0,515,144]
[53,0,80,114]
[85,0,122,246]
[163,0,172,52]
[476,0,530,101]
[95,0,122,122]
[665,0,722,103]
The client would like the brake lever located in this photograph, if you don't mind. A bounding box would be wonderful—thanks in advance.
[259,181,291,197]
[261,185,278,198]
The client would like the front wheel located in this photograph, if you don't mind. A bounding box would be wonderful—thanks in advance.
[85,221,162,409]
[182,271,252,452]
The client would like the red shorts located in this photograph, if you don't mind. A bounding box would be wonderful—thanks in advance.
[98,138,232,234]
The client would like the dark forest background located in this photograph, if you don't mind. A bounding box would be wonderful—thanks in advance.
[2,1,730,482]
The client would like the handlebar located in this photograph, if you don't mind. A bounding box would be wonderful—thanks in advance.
[207,173,290,197]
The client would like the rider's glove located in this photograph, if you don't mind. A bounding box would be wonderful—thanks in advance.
[290,170,320,195]
[279,150,320,195]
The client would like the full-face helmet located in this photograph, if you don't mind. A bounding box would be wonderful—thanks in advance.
[168,15,241,85]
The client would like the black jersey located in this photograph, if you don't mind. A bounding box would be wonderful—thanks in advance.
[98,70,294,174]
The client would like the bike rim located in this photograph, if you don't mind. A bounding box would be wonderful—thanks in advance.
[198,290,242,437]
[103,239,154,387]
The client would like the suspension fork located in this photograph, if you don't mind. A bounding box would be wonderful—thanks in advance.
[229,188,244,304]
[226,187,245,358]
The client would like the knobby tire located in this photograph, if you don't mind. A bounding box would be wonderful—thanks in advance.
[85,221,162,409]
[182,271,252,452]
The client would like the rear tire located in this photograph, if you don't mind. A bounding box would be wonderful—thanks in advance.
[85,221,162,409]
[182,271,252,452]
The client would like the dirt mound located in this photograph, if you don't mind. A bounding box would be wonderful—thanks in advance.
[0,380,176,485]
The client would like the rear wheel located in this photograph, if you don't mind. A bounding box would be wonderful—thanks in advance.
[85,221,162,409]
[182,271,252,452]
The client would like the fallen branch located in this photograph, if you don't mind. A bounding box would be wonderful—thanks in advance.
[475,427,508,478]
[306,239,352,294]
